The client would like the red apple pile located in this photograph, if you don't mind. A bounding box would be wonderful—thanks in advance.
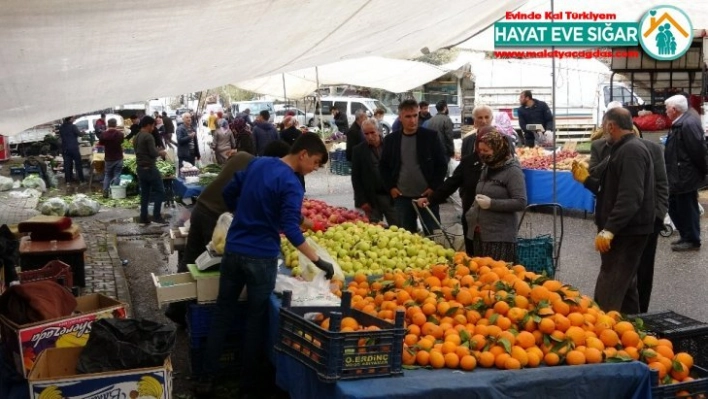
[301,199,369,230]
[519,150,587,171]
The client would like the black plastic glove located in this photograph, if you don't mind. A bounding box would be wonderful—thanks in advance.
[313,258,334,280]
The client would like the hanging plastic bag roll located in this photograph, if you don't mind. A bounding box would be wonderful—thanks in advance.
[298,237,344,281]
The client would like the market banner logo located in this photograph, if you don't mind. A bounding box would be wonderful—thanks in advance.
[494,6,692,61]
[638,6,693,61]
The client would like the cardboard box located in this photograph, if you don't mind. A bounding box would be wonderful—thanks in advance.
[28,347,172,399]
[0,293,127,376]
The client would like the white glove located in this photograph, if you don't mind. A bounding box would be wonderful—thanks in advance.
[475,194,491,210]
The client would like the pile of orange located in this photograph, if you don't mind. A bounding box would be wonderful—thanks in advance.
[339,252,695,385]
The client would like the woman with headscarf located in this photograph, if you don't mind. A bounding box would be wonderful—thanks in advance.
[211,112,235,165]
[279,115,301,146]
[230,118,255,155]
[465,126,527,262]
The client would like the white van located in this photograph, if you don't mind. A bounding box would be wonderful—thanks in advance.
[74,113,124,134]
[231,101,274,122]
[312,96,398,135]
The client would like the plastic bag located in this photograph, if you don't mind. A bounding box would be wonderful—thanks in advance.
[40,197,69,216]
[67,194,100,216]
[535,130,554,147]
[9,189,42,199]
[21,175,46,192]
[274,273,341,306]
[210,212,232,255]
[0,176,13,192]
[76,318,176,374]
[299,237,344,281]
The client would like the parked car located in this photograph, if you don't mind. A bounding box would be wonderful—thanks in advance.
[231,100,274,122]
[311,96,397,135]
[273,105,314,126]
[427,104,462,139]
[74,113,124,134]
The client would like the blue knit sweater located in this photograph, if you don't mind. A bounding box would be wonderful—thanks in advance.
[222,157,305,257]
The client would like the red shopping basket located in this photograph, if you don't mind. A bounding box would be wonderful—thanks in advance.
[18,260,73,289]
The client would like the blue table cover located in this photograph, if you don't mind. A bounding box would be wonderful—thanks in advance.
[172,178,204,199]
[523,169,595,213]
[269,296,652,399]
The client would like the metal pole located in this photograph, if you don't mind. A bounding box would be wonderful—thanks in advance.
[282,73,288,103]
[315,67,324,130]
[551,0,557,204]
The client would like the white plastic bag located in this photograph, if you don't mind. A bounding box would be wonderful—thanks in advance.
[299,237,344,281]
[274,273,341,306]
[210,212,232,255]
[40,197,69,216]
[67,194,100,216]
[21,175,46,192]
[0,176,13,191]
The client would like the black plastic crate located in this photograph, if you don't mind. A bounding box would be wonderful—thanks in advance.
[190,335,242,377]
[635,311,708,367]
[187,303,247,347]
[276,291,405,383]
[652,365,708,399]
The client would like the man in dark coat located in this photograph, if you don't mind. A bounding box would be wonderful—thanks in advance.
[331,107,349,133]
[517,90,554,148]
[162,111,175,148]
[59,116,85,184]
[345,110,367,162]
[351,118,398,225]
[589,108,655,314]
[664,95,706,252]
[176,113,200,169]
[379,99,448,234]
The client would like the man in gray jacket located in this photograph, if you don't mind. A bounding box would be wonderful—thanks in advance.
[426,100,455,161]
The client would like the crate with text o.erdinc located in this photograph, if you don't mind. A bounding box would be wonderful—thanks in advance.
[633,311,708,367]
[276,290,405,382]
[187,302,247,348]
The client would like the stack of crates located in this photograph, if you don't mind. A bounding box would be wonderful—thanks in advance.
[328,149,351,176]
[187,302,247,376]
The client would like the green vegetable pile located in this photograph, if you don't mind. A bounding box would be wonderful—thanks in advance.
[38,193,141,209]
[200,164,222,174]
[123,158,137,174]
[157,160,175,177]
[121,139,133,150]
[198,173,218,186]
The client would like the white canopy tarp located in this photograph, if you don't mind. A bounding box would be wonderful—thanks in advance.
[458,0,708,51]
[0,0,518,135]
[234,57,466,100]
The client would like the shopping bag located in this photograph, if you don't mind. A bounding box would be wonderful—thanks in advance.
[209,212,232,257]
[298,237,344,281]
[76,318,176,373]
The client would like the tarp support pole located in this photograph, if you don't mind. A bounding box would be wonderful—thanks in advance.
[282,74,288,103]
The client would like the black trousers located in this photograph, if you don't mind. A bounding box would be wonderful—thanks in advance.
[668,191,702,245]
[594,234,649,314]
[637,219,662,313]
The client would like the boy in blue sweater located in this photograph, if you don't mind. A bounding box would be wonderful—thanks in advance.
[199,132,333,398]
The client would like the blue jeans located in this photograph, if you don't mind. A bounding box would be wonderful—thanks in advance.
[136,166,164,221]
[103,160,123,191]
[63,148,84,183]
[203,252,277,389]
[394,196,440,235]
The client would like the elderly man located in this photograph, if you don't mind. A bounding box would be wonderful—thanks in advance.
[461,105,494,157]
[590,108,655,314]
[664,95,706,252]
[345,109,368,162]
[176,113,200,170]
[573,102,668,313]
[351,118,398,225]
